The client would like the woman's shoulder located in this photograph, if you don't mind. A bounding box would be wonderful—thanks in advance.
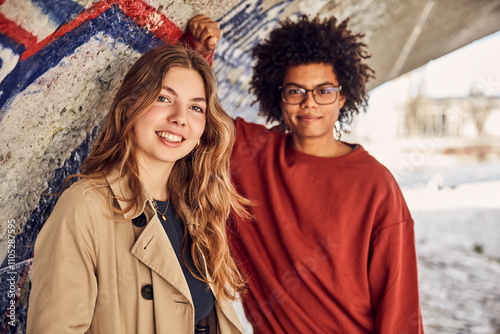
[59,177,110,206]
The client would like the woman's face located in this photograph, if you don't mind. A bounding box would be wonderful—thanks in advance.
[134,67,207,169]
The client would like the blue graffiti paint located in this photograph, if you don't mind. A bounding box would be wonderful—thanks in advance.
[31,0,85,27]
[214,0,293,122]
[0,4,165,118]
[0,34,26,56]
[0,126,99,333]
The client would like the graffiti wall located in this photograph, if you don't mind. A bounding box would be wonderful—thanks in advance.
[0,0,293,331]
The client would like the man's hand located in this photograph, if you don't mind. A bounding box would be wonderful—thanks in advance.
[188,14,222,54]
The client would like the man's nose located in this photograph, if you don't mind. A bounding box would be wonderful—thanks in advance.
[301,90,318,107]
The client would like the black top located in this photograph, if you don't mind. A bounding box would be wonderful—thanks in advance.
[154,200,215,324]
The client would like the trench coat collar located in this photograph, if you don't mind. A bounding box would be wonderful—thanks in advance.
[104,168,244,331]
[105,169,194,303]
[105,168,152,221]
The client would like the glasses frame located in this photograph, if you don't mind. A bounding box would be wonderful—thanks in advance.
[279,85,342,105]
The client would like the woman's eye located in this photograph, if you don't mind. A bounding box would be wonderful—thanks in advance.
[191,105,205,113]
[157,96,170,103]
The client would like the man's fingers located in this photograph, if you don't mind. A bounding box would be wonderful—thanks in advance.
[188,14,207,39]
[207,37,218,49]
[189,15,219,39]
[198,25,222,50]
[188,14,222,53]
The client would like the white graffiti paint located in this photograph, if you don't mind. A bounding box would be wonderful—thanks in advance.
[0,33,139,259]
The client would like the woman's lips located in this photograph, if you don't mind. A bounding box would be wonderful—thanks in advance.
[155,131,184,143]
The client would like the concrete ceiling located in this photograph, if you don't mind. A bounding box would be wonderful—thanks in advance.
[340,0,500,90]
[208,0,500,91]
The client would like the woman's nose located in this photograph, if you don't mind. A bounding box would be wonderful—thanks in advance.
[168,105,187,126]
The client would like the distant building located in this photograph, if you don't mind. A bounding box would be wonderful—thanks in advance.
[400,93,500,138]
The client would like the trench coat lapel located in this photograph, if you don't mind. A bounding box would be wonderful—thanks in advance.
[205,261,245,332]
[106,169,192,302]
[130,215,192,302]
[105,170,243,332]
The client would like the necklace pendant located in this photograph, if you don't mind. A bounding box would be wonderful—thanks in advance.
[153,199,169,222]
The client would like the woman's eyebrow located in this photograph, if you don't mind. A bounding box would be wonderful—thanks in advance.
[161,85,177,96]
[162,85,206,103]
[192,97,207,103]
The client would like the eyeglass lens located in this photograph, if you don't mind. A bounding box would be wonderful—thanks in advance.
[282,86,339,104]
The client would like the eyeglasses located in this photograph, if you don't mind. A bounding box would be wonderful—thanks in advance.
[279,85,342,105]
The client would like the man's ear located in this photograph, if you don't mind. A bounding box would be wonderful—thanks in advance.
[338,93,346,109]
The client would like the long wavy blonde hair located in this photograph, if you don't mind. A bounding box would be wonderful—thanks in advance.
[79,44,248,300]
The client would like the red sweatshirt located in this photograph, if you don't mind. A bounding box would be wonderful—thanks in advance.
[229,118,423,334]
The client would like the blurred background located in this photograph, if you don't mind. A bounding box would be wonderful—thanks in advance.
[344,31,500,334]
[0,0,499,333]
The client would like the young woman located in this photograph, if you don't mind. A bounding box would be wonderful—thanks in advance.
[27,44,248,334]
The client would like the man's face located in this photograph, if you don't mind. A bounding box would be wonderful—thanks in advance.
[279,63,345,144]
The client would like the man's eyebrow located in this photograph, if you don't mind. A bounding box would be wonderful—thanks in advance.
[284,82,336,88]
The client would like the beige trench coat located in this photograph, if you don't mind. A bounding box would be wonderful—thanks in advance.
[27,170,244,334]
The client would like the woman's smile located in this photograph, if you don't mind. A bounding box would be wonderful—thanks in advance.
[156,130,185,143]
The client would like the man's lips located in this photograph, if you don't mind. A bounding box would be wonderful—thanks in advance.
[297,115,321,122]
[155,131,185,143]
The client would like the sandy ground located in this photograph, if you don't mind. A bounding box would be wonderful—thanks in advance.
[410,184,500,334]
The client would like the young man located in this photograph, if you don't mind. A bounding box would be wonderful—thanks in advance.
[189,14,423,334]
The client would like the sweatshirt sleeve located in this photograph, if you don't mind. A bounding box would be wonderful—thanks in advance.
[369,217,424,333]
[180,29,214,65]
[27,186,99,333]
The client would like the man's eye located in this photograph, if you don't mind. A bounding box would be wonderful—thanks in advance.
[316,88,335,95]
[157,96,170,103]
[287,88,303,95]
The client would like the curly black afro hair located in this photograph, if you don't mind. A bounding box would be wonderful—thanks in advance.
[250,15,375,132]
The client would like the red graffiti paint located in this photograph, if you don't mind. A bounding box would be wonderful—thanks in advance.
[0,13,38,48]
[120,0,183,42]
[19,0,183,60]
